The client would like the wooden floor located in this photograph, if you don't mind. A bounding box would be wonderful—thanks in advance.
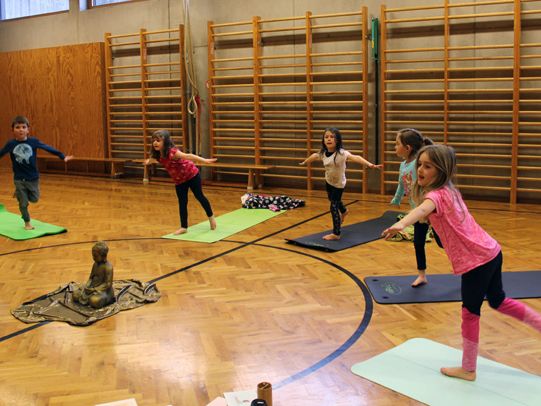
[0,170,540,406]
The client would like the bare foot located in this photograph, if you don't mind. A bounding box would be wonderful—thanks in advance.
[440,367,476,381]
[173,227,187,235]
[209,216,217,230]
[411,275,428,288]
[340,209,349,224]
[24,223,35,230]
[323,233,340,241]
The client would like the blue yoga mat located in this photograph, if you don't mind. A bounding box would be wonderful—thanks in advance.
[286,210,402,252]
[365,271,541,304]
[352,338,541,406]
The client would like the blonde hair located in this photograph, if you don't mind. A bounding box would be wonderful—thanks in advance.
[412,144,458,206]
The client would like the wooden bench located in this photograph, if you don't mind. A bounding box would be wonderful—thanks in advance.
[143,162,274,191]
[38,156,132,178]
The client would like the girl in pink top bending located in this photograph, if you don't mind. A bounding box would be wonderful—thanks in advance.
[382,144,541,381]
[145,130,217,235]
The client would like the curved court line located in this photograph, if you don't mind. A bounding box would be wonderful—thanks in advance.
[0,321,51,343]
[0,239,373,389]
[0,204,373,389]
[251,243,373,389]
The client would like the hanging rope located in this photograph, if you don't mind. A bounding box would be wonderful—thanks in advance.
[183,0,201,154]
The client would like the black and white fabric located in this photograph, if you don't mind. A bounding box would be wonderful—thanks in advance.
[241,193,305,211]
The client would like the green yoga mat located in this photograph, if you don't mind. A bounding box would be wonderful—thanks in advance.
[351,338,541,406]
[0,204,67,240]
[162,208,284,243]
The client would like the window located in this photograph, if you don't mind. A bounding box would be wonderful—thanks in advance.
[0,0,69,20]
[91,0,132,6]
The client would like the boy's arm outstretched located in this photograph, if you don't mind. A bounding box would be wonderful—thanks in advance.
[175,150,217,164]
[299,153,319,165]
[347,153,383,169]
[0,142,10,159]
[382,199,436,239]
[36,139,71,161]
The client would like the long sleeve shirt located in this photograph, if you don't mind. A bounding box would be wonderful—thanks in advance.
[0,137,65,181]
[390,159,417,207]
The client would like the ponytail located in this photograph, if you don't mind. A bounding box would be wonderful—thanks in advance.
[397,128,432,159]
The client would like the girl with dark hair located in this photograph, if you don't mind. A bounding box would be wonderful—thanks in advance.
[383,144,541,382]
[300,127,381,240]
[391,128,434,287]
[145,130,216,235]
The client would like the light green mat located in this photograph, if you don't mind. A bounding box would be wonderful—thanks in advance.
[0,203,67,240]
[162,208,284,243]
[351,338,541,406]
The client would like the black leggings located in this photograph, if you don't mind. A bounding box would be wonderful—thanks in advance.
[413,222,444,270]
[175,173,213,228]
[413,222,429,271]
[461,251,505,316]
[325,182,347,235]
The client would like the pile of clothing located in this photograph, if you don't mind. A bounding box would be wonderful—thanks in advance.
[241,193,305,211]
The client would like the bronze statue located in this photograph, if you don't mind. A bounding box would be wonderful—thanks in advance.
[73,241,115,309]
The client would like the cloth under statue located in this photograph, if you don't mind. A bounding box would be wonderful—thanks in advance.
[73,241,115,309]
[12,241,160,326]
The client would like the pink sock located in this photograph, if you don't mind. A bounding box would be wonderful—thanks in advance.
[461,307,480,372]
[497,298,541,332]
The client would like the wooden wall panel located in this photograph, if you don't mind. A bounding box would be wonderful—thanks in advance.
[379,0,541,203]
[0,43,106,164]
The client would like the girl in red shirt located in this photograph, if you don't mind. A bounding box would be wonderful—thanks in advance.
[146,130,216,235]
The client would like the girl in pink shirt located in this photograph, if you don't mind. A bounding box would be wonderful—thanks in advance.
[382,144,541,381]
[146,130,217,235]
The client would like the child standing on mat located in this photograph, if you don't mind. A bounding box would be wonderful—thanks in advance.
[145,129,216,235]
[382,144,541,381]
[0,115,73,230]
[390,128,434,287]
[300,127,381,241]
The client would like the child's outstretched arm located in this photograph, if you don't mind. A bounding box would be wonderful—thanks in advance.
[144,157,159,165]
[299,153,319,165]
[382,199,436,239]
[347,154,383,169]
[175,150,217,164]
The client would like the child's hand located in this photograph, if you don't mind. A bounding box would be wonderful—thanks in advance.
[299,160,306,166]
[64,155,74,162]
[205,158,217,164]
[382,223,404,240]
[144,158,152,165]
[369,163,383,169]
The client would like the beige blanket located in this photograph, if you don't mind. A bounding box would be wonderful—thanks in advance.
[12,279,160,326]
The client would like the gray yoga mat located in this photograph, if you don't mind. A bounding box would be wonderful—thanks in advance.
[365,271,541,304]
[286,210,402,252]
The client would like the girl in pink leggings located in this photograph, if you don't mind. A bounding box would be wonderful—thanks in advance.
[382,144,541,381]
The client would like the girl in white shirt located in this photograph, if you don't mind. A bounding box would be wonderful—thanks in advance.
[300,128,381,240]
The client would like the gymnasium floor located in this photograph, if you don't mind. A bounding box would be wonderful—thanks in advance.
[0,171,539,405]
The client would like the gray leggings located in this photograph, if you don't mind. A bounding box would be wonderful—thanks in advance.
[14,179,40,222]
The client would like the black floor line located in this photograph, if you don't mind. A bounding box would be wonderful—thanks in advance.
[0,205,373,390]
[251,243,373,389]
[0,321,51,343]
